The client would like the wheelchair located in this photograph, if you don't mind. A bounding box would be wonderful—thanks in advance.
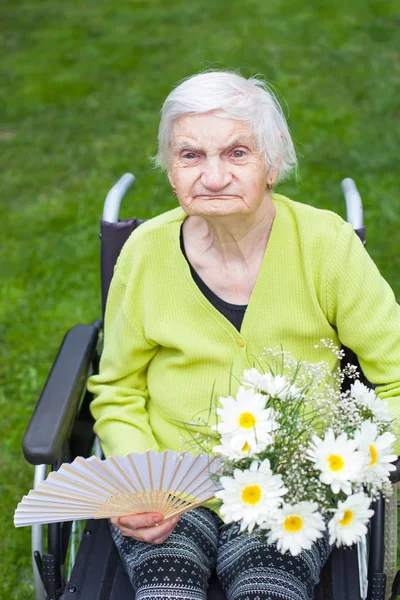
[21,174,400,600]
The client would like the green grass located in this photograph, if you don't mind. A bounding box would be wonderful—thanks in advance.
[1,0,400,596]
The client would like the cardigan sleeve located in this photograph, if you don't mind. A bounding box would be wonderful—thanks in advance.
[88,269,160,458]
[324,221,400,446]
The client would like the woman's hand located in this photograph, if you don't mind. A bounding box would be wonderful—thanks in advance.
[110,512,180,544]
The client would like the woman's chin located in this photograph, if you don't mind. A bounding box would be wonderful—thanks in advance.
[182,197,250,217]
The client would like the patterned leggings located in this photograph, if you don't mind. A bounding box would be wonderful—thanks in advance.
[110,508,331,600]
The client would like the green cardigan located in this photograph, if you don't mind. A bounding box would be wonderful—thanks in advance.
[88,194,400,456]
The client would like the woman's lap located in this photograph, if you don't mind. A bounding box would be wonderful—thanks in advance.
[110,508,331,600]
[217,523,331,600]
[110,508,220,600]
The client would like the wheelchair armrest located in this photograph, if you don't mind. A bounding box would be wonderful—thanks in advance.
[22,321,101,466]
[390,457,400,484]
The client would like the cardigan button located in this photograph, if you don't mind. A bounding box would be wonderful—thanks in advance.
[236,337,246,348]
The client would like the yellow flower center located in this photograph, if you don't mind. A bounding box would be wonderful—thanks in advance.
[327,454,344,471]
[239,412,256,429]
[242,442,250,452]
[339,510,354,526]
[368,444,378,466]
[241,485,261,505]
[283,515,303,532]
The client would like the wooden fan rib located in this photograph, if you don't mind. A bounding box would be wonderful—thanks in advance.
[161,479,218,515]
[178,475,219,500]
[41,477,109,500]
[165,492,198,515]
[158,451,168,491]
[15,505,94,516]
[93,491,150,519]
[127,454,148,492]
[163,453,186,493]
[72,457,124,494]
[29,486,106,504]
[167,453,202,494]
[158,450,181,493]
[155,489,170,514]
[48,468,111,496]
[154,454,219,516]
[162,496,185,515]
[161,494,216,522]
[172,454,219,498]
[15,513,93,527]
[16,509,95,519]
[19,494,101,508]
[88,456,132,494]
[193,482,220,500]
[108,457,141,493]
[148,489,155,512]
[154,491,166,513]
[146,453,219,516]
[19,499,100,511]
[146,451,155,493]
[60,460,121,496]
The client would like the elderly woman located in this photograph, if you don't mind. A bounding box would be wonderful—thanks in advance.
[88,71,400,600]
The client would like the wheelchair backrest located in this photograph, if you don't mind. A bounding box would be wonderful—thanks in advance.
[100,217,146,317]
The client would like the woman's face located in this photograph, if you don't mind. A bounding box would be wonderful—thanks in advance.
[168,112,275,218]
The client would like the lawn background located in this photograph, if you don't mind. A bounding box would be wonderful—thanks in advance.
[1,0,399,597]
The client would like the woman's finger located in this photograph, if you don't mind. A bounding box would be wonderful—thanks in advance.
[117,512,164,530]
[142,528,178,545]
[119,516,179,543]
[151,534,173,545]
[136,517,179,543]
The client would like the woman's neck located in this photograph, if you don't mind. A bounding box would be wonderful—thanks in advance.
[183,199,276,269]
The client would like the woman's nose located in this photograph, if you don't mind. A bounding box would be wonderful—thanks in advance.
[200,159,232,191]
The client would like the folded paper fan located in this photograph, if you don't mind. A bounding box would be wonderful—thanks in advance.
[14,450,221,527]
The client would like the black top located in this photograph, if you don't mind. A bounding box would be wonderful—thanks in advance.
[180,224,247,332]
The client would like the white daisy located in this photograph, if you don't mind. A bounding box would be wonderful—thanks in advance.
[355,420,397,485]
[215,459,287,533]
[212,386,279,454]
[266,501,325,556]
[307,429,364,494]
[241,369,302,400]
[329,492,374,547]
[350,380,392,422]
[241,368,265,389]
[212,434,265,460]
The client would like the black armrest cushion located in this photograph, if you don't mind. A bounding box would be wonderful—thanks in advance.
[390,457,400,484]
[22,322,100,465]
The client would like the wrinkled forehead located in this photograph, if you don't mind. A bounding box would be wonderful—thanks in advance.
[170,111,259,153]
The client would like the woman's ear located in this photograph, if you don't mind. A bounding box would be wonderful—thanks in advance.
[267,165,279,188]
[167,171,175,189]
[268,155,282,187]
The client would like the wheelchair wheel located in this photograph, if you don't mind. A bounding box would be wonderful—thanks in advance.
[384,487,398,592]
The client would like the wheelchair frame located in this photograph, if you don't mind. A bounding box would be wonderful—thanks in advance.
[21,174,400,600]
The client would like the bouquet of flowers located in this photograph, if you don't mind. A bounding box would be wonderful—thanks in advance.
[192,342,397,556]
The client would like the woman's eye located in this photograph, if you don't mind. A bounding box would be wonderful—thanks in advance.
[183,152,197,159]
[232,150,245,158]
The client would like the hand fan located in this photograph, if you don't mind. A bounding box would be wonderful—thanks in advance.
[14,450,221,527]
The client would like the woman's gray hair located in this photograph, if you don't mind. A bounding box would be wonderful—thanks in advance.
[155,71,297,183]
